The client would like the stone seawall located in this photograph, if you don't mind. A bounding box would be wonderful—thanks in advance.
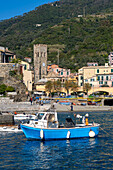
[0,114,14,125]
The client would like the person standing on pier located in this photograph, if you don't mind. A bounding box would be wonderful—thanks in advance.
[30,97,33,105]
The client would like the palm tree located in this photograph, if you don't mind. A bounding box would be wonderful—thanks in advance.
[45,81,53,96]
[83,83,91,95]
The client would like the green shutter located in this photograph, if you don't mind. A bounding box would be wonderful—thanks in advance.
[97,69,99,73]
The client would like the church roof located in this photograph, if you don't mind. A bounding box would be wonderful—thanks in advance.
[46,71,60,78]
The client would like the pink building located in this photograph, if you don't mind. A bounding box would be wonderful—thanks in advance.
[48,64,70,78]
[24,57,32,63]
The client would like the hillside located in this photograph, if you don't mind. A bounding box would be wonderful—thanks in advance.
[34,16,113,71]
[0,0,113,70]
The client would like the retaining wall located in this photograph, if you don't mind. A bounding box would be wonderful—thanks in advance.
[0,114,14,125]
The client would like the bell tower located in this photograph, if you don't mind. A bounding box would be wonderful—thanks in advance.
[34,44,47,83]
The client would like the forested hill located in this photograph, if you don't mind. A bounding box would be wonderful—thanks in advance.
[0,0,113,71]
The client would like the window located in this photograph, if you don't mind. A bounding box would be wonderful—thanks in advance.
[97,76,100,81]
[24,65,27,70]
[81,82,83,86]
[99,81,103,84]
[81,76,83,80]
[56,69,58,72]
[91,78,94,81]
[67,72,69,75]
[97,69,99,73]
[111,69,113,73]
[105,82,107,85]
[61,72,63,75]
[85,79,88,82]
[101,76,103,80]
[106,76,108,80]
[37,52,39,57]
[44,52,46,57]
[41,52,43,57]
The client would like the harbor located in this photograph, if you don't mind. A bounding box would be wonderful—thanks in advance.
[0,111,112,169]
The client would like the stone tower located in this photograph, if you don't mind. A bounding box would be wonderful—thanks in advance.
[34,44,47,83]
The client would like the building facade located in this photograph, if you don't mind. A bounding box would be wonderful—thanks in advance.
[0,46,16,63]
[48,64,70,79]
[78,63,113,88]
[87,62,98,66]
[34,44,47,83]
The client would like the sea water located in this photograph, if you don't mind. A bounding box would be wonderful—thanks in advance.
[0,111,113,169]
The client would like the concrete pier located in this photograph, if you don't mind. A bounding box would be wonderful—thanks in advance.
[0,102,113,113]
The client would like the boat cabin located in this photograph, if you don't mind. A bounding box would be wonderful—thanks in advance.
[29,112,90,129]
[31,111,58,128]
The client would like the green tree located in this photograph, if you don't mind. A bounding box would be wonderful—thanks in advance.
[6,86,15,92]
[55,80,62,96]
[0,84,7,94]
[45,81,53,96]
[71,82,78,93]
[64,80,72,95]
[83,83,91,95]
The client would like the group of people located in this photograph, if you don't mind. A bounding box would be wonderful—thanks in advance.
[30,97,44,106]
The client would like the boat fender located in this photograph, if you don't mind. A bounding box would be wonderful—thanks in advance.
[67,131,70,139]
[89,130,95,138]
[40,129,44,139]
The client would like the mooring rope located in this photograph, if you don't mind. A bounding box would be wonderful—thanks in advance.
[100,127,111,136]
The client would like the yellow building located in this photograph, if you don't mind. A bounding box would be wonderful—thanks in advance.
[21,61,32,91]
[78,63,113,95]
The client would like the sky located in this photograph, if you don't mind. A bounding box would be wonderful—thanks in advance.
[0,0,56,20]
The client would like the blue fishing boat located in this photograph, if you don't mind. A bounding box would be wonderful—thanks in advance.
[20,111,100,140]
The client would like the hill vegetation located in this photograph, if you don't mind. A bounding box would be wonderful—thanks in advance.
[0,0,113,71]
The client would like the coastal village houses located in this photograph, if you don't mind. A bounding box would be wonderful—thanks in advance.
[78,63,113,95]
[2,43,113,96]
[33,44,78,95]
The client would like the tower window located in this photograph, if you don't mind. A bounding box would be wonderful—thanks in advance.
[41,52,43,57]
[44,52,46,57]
[37,52,39,57]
